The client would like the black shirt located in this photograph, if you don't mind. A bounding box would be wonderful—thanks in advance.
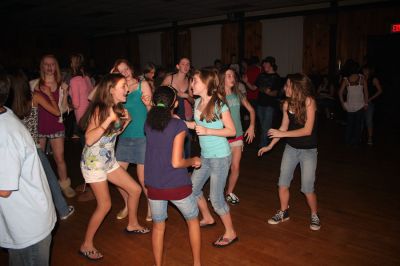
[286,110,317,149]
[255,72,281,107]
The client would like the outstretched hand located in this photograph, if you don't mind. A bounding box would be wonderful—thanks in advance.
[268,129,285,138]
[258,146,272,156]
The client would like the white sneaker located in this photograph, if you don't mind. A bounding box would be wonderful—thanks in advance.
[60,206,75,220]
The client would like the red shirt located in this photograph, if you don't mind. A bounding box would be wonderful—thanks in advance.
[246,66,261,100]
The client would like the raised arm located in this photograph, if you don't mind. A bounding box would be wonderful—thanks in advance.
[85,107,117,146]
[141,80,153,111]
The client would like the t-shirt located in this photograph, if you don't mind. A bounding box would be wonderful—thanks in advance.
[255,72,281,107]
[194,99,231,158]
[246,65,261,100]
[144,118,192,200]
[0,108,56,249]
[69,75,93,123]
[226,94,243,138]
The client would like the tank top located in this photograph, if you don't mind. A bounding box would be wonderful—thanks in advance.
[170,74,193,120]
[226,93,243,138]
[285,110,317,149]
[37,89,65,134]
[344,75,365,112]
[120,81,147,138]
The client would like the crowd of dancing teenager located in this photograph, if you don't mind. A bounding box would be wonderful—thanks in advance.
[0,53,382,266]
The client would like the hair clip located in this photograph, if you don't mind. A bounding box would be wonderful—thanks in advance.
[156,103,166,107]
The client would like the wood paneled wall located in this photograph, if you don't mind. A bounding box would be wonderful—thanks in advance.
[303,6,400,74]
[221,21,262,64]
[336,6,400,66]
[161,29,191,69]
[161,30,174,67]
[0,31,90,70]
[221,23,239,64]
[244,21,262,60]
[303,14,332,75]
[177,30,191,64]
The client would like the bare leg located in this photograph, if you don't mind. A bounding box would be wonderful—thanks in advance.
[219,212,236,240]
[137,164,151,219]
[197,196,214,225]
[80,181,110,258]
[304,192,318,215]
[187,218,201,266]
[50,137,68,182]
[226,146,242,195]
[116,161,129,217]
[152,221,165,266]
[278,186,290,211]
[108,167,146,230]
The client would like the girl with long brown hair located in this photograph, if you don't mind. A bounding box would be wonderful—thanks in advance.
[220,68,256,205]
[30,54,75,198]
[258,73,321,231]
[112,58,153,222]
[185,68,238,247]
[79,73,149,260]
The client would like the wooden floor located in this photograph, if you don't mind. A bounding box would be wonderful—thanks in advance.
[1,119,400,266]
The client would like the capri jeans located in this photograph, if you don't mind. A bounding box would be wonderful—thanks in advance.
[191,155,231,216]
[278,144,318,194]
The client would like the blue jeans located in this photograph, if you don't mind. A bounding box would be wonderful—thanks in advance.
[8,234,52,266]
[191,155,231,216]
[37,148,69,217]
[278,144,318,194]
[345,109,364,145]
[364,103,374,129]
[149,194,199,222]
[257,105,274,147]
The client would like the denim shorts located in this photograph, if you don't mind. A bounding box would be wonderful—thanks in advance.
[149,193,199,222]
[191,155,231,216]
[278,144,318,194]
[116,137,146,164]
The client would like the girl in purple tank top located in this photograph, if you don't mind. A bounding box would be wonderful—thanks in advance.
[31,55,75,198]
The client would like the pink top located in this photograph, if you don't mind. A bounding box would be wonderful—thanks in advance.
[69,76,93,123]
[38,89,65,135]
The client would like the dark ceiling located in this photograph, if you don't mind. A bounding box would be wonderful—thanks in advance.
[0,0,389,36]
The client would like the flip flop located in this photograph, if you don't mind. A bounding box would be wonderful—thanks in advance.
[79,250,103,260]
[212,236,239,248]
[199,222,216,228]
[125,227,151,234]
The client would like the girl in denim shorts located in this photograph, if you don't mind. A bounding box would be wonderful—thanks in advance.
[112,59,153,221]
[258,73,321,231]
[186,68,238,247]
[144,86,201,266]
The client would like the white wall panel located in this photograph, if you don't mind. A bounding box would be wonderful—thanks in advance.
[139,32,162,67]
[261,16,303,76]
[191,25,221,68]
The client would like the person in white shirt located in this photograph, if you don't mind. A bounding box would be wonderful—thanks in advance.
[0,73,56,266]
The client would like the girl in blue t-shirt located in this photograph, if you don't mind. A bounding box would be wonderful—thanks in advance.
[145,86,201,266]
[185,68,238,247]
